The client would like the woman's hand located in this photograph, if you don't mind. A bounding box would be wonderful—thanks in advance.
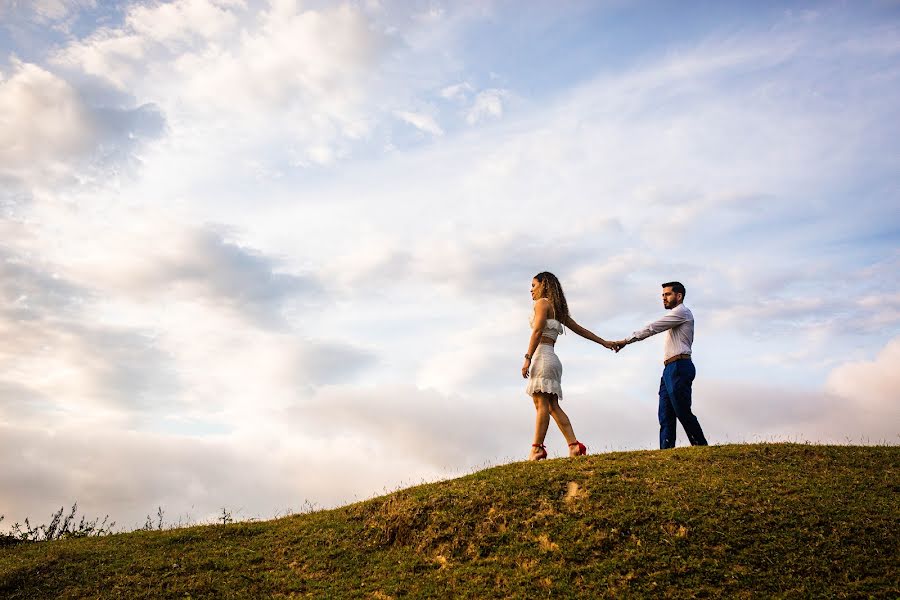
[522,357,531,378]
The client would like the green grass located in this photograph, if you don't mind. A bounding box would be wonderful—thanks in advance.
[1,444,897,598]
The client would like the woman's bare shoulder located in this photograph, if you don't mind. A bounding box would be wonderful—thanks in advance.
[533,297,551,315]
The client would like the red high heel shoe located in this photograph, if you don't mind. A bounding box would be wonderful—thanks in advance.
[569,441,587,456]
[530,443,548,461]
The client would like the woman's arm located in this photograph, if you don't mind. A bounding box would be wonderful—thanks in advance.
[522,299,550,378]
[565,315,615,350]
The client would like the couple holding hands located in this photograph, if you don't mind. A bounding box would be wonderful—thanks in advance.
[522,271,709,461]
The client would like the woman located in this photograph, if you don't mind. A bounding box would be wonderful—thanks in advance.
[522,271,614,460]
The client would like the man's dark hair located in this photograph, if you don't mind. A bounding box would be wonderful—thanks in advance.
[662,281,686,298]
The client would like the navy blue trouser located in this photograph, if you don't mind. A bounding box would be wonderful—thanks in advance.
[658,358,708,449]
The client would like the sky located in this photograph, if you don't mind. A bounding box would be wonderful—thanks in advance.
[1,0,898,528]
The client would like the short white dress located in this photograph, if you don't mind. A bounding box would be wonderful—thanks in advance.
[526,316,564,400]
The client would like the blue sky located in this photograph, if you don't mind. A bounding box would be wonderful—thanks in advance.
[1,0,898,527]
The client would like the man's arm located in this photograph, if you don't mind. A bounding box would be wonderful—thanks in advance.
[628,310,690,342]
[613,308,690,352]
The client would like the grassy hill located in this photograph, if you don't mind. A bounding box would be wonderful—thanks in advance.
[1,443,897,598]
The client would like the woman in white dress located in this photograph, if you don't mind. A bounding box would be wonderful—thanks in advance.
[522,271,614,460]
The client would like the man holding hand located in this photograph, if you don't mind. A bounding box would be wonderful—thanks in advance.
[613,282,709,449]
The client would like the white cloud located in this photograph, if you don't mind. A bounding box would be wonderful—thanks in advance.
[413,5,446,24]
[0,319,178,418]
[0,61,95,177]
[53,0,389,150]
[6,0,97,24]
[175,4,383,114]
[440,81,473,101]
[34,0,77,21]
[0,422,444,528]
[826,336,900,411]
[0,60,164,189]
[54,32,148,90]
[125,0,242,44]
[0,247,178,417]
[322,238,410,290]
[466,88,508,124]
[100,227,321,325]
[288,385,506,467]
[394,110,444,136]
[0,211,366,430]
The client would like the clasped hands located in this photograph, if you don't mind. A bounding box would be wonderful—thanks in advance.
[606,340,628,353]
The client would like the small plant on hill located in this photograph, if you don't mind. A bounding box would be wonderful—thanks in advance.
[2,503,115,542]
[139,507,166,531]
[0,516,14,547]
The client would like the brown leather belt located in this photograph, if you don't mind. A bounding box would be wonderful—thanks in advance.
[664,353,691,365]
[539,336,556,346]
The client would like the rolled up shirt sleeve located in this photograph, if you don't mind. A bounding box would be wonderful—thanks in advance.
[627,310,690,342]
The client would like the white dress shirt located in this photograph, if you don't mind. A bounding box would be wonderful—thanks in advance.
[627,303,694,361]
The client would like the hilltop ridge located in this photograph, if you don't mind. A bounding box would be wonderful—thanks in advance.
[1,443,897,598]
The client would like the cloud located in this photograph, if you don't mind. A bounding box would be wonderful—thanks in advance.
[0,245,180,417]
[124,228,323,327]
[0,0,97,25]
[0,218,361,430]
[53,32,148,90]
[294,341,376,386]
[0,314,179,419]
[0,62,95,175]
[321,239,412,291]
[51,0,391,166]
[826,335,900,412]
[465,88,508,124]
[0,60,164,188]
[27,218,323,328]
[709,297,829,328]
[49,0,246,89]
[439,81,474,101]
[394,110,444,136]
[0,244,85,320]
[684,336,900,446]
[0,381,52,423]
[288,384,520,468]
[0,422,442,528]
[698,379,899,446]
[125,0,242,44]
[170,3,385,114]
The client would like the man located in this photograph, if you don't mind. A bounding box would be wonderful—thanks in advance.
[613,282,708,449]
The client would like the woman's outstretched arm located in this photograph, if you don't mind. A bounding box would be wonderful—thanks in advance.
[565,315,615,350]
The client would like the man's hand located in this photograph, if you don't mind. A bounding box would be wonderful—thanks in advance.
[612,340,628,353]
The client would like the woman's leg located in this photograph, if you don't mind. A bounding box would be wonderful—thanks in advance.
[530,393,551,460]
[548,396,580,456]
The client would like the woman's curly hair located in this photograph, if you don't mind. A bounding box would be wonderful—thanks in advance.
[534,271,569,324]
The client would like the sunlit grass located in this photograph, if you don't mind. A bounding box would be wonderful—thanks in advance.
[1,443,896,598]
